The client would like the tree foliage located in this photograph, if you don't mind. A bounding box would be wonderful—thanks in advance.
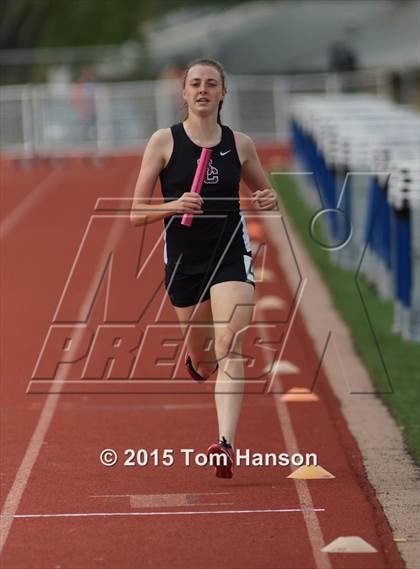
[1,0,250,49]
[0,0,257,82]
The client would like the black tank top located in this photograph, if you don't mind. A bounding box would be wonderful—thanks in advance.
[159,122,252,274]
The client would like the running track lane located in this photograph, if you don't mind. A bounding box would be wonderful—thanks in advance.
[0,154,404,568]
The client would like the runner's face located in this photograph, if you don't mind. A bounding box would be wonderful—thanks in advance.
[183,65,225,118]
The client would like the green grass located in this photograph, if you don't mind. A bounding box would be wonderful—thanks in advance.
[271,173,420,462]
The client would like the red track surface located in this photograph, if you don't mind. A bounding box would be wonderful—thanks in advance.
[0,152,404,569]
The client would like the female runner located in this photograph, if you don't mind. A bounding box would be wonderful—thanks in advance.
[130,58,278,478]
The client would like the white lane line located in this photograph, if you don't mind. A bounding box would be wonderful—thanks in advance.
[91,493,231,497]
[0,163,140,554]
[264,279,306,393]
[273,390,331,569]
[1,508,325,519]
[256,276,332,569]
[0,171,60,239]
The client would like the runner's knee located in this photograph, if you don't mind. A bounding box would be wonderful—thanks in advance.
[214,327,244,361]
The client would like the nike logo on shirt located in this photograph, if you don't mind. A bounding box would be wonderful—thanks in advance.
[220,150,231,156]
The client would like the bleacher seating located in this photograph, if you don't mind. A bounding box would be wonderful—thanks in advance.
[290,95,420,341]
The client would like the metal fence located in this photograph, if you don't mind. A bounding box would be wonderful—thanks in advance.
[0,71,388,155]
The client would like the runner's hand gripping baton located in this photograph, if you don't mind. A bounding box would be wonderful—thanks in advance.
[181,147,212,227]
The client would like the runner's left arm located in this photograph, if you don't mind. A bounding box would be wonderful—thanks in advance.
[237,133,278,211]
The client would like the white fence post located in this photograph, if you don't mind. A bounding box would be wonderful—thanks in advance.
[273,77,289,141]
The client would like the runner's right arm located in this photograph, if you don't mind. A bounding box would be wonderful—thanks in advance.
[130,129,203,226]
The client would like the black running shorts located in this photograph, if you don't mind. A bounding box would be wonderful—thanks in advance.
[164,253,256,308]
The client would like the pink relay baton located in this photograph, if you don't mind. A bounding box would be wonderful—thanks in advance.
[181,147,213,227]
